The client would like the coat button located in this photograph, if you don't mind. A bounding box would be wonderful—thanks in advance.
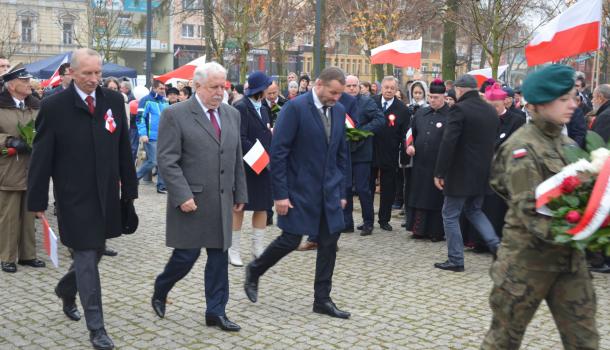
[220,150,224,154]
[220,189,224,194]
[220,169,225,174]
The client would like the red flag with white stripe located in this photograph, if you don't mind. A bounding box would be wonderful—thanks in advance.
[371,39,422,68]
[41,216,59,267]
[525,0,602,66]
[41,55,69,88]
[243,139,269,175]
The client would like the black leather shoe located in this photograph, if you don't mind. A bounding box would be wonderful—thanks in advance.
[151,297,165,318]
[1,262,16,273]
[103,248,118,257]
[18,258,46,267]
[430,236,445,242]
[341,226,354,233]
[90,328,114,350]
[391,202,403,210]
[313,300,351,319]
[411,234,426,240]
[244,264,259,303]
[205,315,241,331]
[360,226,373,236]
[55,286,81,321]
[379,223,393,231]
[434,261,464,272]
[356,224,364,230]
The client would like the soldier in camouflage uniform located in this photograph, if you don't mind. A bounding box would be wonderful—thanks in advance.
[481,65,598,350]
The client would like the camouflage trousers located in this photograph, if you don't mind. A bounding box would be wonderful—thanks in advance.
[481,260,598,350]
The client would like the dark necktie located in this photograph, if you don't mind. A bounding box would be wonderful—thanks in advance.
[322,106,329,121]
[383,101,388,112]
[208,109,221,139]
[85,95,95,115]
[18,101,24,110]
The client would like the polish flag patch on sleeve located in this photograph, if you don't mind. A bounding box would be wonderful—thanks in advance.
[512,148,528,159]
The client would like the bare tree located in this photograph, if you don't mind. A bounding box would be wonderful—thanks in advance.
[448,0,561,79]
[0,16,21,59]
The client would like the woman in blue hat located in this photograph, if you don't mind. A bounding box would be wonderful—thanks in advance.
[229,71,274,266]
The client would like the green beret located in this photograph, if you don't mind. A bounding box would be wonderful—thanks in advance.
[522,64,575,105]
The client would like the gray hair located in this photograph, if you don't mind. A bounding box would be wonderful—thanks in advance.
[70,48,102,70]
[288,81,298,89]
[382,76,399,86]
[194,62,227,84]
[120,80,132,91]
[346,75,359,84]
[594,84,610,100]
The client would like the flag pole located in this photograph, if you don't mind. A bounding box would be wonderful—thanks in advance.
[591,50,599,89]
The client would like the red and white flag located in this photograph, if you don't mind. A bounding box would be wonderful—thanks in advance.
[525,0,602,66]
[345,113,355,129]
[41,55,69,88]
[243,139,269,175]
[370,39,422,68]
[466,65,509,88]
[42,216,58,268]
[155,55,206,83]
[405,128,413,147]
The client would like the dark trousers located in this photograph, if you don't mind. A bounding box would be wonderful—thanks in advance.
[249,216,340,303]
[344,162,374,228]
[129,127,139,163]
[154,248,229,317]
[370,167,396,224]
[394,167,404,205]
[56,248,105,331]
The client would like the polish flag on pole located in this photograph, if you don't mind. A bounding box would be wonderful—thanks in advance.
[525,0,602,66]
[370,38,422,68]
[155,55,206,83]
[243,139,269,175]
[466,65,509,88]
[41,55,69,88]
[41,216,59,268]
[345,113,356,129]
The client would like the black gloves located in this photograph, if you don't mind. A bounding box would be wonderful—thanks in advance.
[5,137,29,154]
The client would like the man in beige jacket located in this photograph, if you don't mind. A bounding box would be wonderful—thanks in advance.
[0,65,45,273]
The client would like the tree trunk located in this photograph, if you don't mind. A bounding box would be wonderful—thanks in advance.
[375,64,384,82]
[442,0,458,81]
[385,64,394,76]
[239,42,250,83]
[203,0,217,62]
[479,46,487,69]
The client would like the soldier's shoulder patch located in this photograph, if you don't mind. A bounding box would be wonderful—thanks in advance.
[512,148,528,159]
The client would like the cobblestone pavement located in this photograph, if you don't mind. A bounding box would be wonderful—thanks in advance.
[1,184,610,349]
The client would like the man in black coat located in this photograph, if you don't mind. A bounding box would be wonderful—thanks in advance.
[433,74,500,272]
[371,76,410,231]
[592,84,610,142]
[27,48,138,350]
[262,81,287,128]
[342,75,384,236]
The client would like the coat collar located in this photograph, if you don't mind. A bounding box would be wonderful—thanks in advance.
[188,96,223,145]
[457,89,480,103]
[0,88,40,109]
[69,82,108,117]
[597,100,610,116]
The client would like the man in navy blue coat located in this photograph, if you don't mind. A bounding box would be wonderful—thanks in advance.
[244,67,351,319]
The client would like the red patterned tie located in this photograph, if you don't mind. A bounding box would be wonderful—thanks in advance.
[85,95,95,115]
[208,109,221,139]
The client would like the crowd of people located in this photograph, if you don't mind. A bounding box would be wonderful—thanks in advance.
[0,47,609,350]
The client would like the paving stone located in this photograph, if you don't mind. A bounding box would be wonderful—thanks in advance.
[1,184,609,349]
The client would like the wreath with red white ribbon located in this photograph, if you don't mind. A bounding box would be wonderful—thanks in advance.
[535,132,610,252]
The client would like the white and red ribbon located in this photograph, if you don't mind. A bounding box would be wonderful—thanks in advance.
[388,114,396,127]
[570,157,610,240]
[104,109,117,133]
[405,128,413,147]
[345,113,355,129]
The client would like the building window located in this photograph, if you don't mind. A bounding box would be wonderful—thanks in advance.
[21,18,33,42]
[62,22,74,44]
[181,24,195,38]
[182,0,201,10]
[197,25,204,38]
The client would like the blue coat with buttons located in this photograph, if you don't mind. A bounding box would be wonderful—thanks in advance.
[271,91,349,236]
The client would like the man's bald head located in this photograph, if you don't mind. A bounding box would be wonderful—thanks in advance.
[345,75,360,96]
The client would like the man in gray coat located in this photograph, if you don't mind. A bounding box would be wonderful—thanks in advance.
[151,62,248,332]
